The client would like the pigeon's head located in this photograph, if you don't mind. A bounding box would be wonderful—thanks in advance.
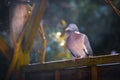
[65,24,79,32]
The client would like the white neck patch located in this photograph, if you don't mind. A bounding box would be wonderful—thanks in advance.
[74,31,80,34]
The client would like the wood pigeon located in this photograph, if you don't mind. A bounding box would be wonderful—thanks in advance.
[65,24,93,59]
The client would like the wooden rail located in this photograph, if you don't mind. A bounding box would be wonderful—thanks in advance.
[22,54,120,80]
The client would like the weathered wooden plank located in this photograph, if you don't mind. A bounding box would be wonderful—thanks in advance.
[23,64,120,80]
[22,54,120,72]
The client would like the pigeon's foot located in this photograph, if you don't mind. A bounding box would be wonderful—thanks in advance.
[72,57,80,62]
[72,58,77,62]
[72,56,87,62]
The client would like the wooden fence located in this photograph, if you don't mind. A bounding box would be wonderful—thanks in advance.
[21,54,120,80]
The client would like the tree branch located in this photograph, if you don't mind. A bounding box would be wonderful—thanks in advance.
[105,0,120,16]
[39,22,47,64]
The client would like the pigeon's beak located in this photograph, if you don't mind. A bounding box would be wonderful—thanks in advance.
[65,27,70,31]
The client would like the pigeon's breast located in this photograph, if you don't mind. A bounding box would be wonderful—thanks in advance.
[67,32,86,57]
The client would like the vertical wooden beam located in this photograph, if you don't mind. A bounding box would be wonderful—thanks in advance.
[16,51,30,80]
[5,43,22,80]
[23,0,48,52]
[91,65,98,80]
[55,70,61,80]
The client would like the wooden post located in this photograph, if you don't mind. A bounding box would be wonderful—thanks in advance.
[55,70,61,80]
[91,65,98,80]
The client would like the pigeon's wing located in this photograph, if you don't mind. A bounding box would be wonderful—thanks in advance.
[83,35,93,56]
